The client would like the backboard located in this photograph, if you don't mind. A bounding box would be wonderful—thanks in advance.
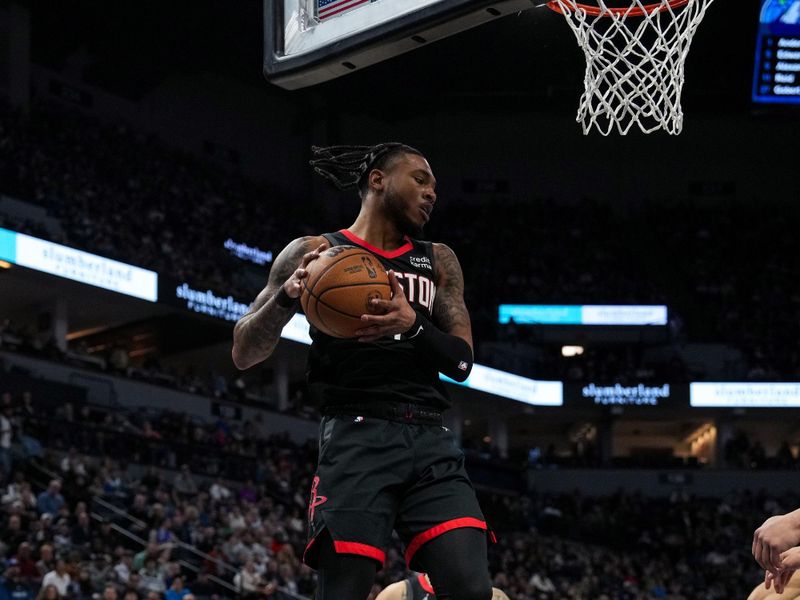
[264,0,537,90]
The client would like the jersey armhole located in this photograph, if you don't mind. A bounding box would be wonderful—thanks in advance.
[423,241,437,283]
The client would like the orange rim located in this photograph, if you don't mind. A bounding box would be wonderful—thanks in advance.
[547,0,691,17]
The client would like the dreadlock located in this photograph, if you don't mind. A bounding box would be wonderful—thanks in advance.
[309,143,423,196]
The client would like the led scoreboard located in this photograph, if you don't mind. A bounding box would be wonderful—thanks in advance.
[753,0,800,104]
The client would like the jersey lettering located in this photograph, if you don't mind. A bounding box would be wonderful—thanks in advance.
[395,272,436,311]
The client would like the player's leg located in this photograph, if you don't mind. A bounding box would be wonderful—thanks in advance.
[315,529,378,600]
[412,527,492,600]
[397,422,493,600]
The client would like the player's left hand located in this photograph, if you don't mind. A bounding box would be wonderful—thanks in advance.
[355,270,416,342]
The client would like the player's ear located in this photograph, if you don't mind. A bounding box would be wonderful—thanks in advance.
[368,168,385,193]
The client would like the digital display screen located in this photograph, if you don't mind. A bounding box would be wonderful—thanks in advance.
[690,382,800,407]
[498,305,668,326]
[753,0,800,104]
[0,227,158,302]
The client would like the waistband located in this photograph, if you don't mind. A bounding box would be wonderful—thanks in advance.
[321,402,443,425]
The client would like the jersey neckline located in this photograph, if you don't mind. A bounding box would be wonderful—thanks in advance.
[339,229,414,259]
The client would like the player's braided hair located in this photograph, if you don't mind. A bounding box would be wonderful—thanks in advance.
[309,143,423,196]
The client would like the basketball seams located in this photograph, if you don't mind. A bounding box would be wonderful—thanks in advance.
[301,247,391,338]
[304,246,367,296]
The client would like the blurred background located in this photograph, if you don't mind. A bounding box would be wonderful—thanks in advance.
[0,1,798,599]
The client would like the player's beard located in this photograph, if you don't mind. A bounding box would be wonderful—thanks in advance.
[383,187,424,238]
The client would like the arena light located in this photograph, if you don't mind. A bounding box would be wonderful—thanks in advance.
[562,345,584,357]
[0,260,11,269]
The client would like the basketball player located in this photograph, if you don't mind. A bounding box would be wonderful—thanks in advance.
[375,573,510,600]
[748,570,800,600]
[232,144,493,600]
[753,509,800,591]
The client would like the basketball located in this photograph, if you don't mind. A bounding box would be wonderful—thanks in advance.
[301,245,391,338]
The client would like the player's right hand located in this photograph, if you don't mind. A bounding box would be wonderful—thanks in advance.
[754,513,800,573]
[283,244,327,299]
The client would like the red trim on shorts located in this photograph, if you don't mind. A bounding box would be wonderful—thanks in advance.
[333,541,386,564]
[404,517,487,566]
[418,574,435,594]
[339,229,414,259]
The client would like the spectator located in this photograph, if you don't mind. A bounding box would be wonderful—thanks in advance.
[2,515,28,553]
[89,555,113,592]
[0,403,13,482]
[172,467,197,499]
[102,585,118,600]
[1,560,34,600]
[138,559,166,595]
[69,568,94,600]
[14,543,38,583]
[36,481,65,516]
[41,559,71,598]
[232,559,261,596]
[164,577,189,600]
[71,512,92,548]
[35,545,55,578]
[60,449,88,478]
[113,552,134,585]
[34,584,59,600]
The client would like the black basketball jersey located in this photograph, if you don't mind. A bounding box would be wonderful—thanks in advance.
[306,229,450,410]
[405,574,436,600]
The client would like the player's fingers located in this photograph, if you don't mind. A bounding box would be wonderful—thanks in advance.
[756,542,770,571]
[388,270,405,299]
[300,252,318,268]
[359,313,389,325]
[765,570,772,590]
[782,569,795,588]
[369,297,393,311]
[300,244,327,267]
[770,545,784,572]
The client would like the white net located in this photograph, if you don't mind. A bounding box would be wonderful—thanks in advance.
[548,0,715,135]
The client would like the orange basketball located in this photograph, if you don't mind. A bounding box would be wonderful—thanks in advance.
[300,245,391,338]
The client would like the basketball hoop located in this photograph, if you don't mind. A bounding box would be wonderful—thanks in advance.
[545,0,716,135]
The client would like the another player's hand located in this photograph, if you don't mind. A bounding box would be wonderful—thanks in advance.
[355,270,416,342]
[754,512,800,573]
[283,244,327,299]
[765,567,796,594]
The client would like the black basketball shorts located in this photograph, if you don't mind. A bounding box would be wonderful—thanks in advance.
[303,414,491,570]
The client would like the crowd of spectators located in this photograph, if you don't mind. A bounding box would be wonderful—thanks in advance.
[0,382,789,600]
[3,99,799,381]
[0,321,315,422]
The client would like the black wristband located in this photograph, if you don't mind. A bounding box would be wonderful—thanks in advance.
[404,311,425,338]
[275,288,298,309]
[404,310,473,382]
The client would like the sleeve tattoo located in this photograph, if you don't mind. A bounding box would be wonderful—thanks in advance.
[432,243,473,350]
[232,236,318,368]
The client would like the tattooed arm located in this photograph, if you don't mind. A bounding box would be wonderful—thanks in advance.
[232,236,327,370]
[432,242,473,354]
